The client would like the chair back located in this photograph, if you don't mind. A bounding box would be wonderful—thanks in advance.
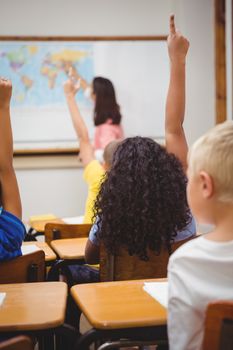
[0,250,45,283]
[0,335,34,350]
[0,336,33,350]
[203,301,233,350]
[45,223,92,245]
[100,236,194,282]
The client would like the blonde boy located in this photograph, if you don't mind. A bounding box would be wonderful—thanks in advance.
[168,121,233,350]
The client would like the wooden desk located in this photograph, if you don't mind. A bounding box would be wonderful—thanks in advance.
[51,237,88,260]
[29,217,64,233]
[71,279,167,349]
[72,279,167,329]
[22,242,57,262]
[0,282,67,331]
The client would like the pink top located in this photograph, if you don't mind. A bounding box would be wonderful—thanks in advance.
[94,119,124,150]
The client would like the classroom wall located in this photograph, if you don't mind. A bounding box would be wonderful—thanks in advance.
[0,0,215,220]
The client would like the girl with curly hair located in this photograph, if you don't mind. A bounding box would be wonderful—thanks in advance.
[83,15,195,269]
[87,136,194,262]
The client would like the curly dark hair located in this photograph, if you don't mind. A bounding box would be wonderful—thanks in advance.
[93,77,122,126]
[94,136,192,261]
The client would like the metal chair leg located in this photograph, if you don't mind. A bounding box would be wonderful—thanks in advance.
[97,339,164,350]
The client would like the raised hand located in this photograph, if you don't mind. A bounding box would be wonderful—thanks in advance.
[0,78,12,110]
[167,15,189,63]
[165,15,189,170]
[68,66,80,82]
[63,72,94,166]
[63,77,81,98]
[0,78,22,218]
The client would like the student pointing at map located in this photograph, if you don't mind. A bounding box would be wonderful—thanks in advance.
[63,72,121,224]
[66,67,124,156]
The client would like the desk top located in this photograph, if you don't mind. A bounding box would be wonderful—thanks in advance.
[22,242,57,262]
[29,217,64,233]
[71,279,167,330]
[51,237,88,260]
[0,282,67,331]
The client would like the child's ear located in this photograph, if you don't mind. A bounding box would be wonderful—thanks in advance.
[199,171,214,199]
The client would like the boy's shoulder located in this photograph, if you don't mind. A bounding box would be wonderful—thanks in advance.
[170,234,233,268]
[170,235,202,263]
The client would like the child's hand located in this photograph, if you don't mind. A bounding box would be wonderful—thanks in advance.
[63,78,80,98]
[167,15,189,63]
[68,66,80,81]
[0,78,12,109]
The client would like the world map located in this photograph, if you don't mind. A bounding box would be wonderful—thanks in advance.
[0,42,94,107]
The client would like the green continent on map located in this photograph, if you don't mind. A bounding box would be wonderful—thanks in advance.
[0,45,37,102]
[4,48,26,71]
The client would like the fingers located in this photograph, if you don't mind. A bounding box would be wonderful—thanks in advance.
[74,78,81,91]
[169,14,176,35]
[63,77,80,96]
[68,67,79,87]
[68,67,73,78]
[0,77,11,86]
[0,78,12,95]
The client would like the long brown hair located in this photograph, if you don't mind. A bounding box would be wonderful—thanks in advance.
[93,77,122,126]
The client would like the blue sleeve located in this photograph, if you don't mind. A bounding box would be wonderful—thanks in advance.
[89,218,100,246]
[175,215,196,242]
[0,208,26,262]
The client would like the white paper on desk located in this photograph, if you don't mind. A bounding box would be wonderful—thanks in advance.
[62,216,84,224]
[143,282,168,308]
[0,293,6,306]
[21,245,41,255]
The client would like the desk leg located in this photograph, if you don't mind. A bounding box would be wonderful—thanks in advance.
[37,331,55,350]
[43,333,54,350]
[74,329,100,350]
[55,324,79,350]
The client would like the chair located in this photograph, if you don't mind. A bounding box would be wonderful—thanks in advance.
[44,223,92,245]
[0,250,45,283]
[100,236,194,281]
[202,301,233,350]
[45,223,92,283]
[0,336,33,350]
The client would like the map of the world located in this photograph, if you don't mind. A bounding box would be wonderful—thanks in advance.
[0,39,168,150]
[0,41,94,107]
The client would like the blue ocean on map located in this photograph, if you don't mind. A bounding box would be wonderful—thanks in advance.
[0,41,94,107]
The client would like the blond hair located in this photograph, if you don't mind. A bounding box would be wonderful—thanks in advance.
[188,121,233,203]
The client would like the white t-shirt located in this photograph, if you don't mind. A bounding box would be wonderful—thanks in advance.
[168,235,233,350]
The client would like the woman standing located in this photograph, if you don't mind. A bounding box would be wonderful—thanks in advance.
[65,68,124,152]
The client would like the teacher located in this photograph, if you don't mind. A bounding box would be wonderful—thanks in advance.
[67,68,124,152]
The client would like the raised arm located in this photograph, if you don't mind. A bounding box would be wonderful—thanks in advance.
[165,15,190,170]
[0,78,22,218]
[68,66,90,93]
[63,79,94,166]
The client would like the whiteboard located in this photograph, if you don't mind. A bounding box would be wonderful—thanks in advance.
[0,38,169,152]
